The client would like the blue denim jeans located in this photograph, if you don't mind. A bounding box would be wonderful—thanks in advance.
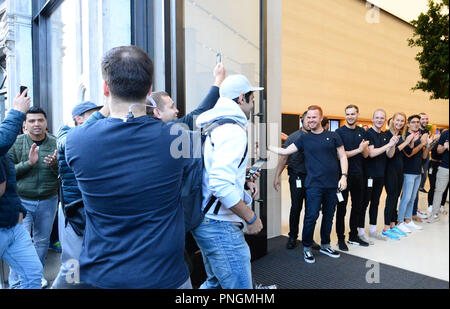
[9,195,58,288]
[398,174,421,223]
[0,223,43,289]
[191,218,253,289]
[302,187,337,248]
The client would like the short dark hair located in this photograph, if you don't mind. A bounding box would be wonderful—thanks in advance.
[233,91,253,104]
[321,116,329,127]
[26,106,47,119]
[101,46,154,102]
[408,115,421,123]
[345,105,359,113]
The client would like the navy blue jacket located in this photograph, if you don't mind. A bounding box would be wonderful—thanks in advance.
[0,110,27,228]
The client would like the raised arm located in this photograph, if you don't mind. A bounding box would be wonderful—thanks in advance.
[268,143,299,156]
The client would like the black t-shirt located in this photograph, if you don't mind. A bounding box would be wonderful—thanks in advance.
[284,130,307,177]
[364,128,388,178]
[335,125,365,176]
[385,131,404,172]
[294,130,343,188]
[438,130,449,169]
[403,132,423,175]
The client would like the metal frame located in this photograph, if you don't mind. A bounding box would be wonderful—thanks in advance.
[131,0,155,60]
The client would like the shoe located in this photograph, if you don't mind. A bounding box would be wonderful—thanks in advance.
[406,221,423,230]
[412,216,423,222]
[440,206,448,215]
[338,239,349,251]
[359,234,374,245]
[286,237,297,250]
[41,278,48,289]
[369,231,387,241]
[382,229,400,240]
[49,241,62,253]
[417,211,428,219]
[254,283,278,289]
[348,235,370,247]
[397,222,412,233]
[419,188,428,193]
[390,226,407,237]
[320,247,340,258]
[311,241,321,250]
[304,250,315,264]
[427,214,439,223]
[428,206,433,215]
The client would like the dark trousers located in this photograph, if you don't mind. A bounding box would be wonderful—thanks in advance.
[384,169,403,226]
[302,188,337,248]
[336,174,364,240]
[361,177,384,227]
[428,160,449,207]
[288,175,307,240]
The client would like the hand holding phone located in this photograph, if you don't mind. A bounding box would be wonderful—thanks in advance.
[246,159,265,180]
[20,86,28,97]
[216,53,222,64]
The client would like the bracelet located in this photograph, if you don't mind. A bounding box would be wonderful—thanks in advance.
[246,213,258,225]
[342,173,348,178]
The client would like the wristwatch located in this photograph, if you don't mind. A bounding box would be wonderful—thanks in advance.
[342,173,348,178]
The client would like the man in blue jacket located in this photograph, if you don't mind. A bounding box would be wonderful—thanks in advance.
[0,90,43,289]
[66,46,193,289]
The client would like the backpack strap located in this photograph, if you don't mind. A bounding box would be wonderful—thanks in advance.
[202,118,248,216]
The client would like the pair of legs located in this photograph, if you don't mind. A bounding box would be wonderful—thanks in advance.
[192,218,253,289]
[397,174,421,224]
[431,167,449,216]
[360,177,384,234]
[9,196,58,288]
[384,169,403,230]
[288,175,306,240]
[336,175,364,241]
[0,223,43,289]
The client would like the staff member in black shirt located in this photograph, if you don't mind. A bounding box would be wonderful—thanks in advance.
[360,109,398,244]
[396,115,432,233]
[269,105,348,264]
[335,105,369,250]
[274,112,320,250]
[429,129,449,222]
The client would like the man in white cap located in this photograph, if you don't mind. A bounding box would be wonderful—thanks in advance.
[191,74,264,289]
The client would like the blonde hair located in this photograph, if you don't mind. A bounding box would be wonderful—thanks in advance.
[390,112,407,139]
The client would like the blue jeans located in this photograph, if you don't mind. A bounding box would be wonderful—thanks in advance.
[191,218,253,289]
[302,188,337,248]
[398,174,421,223]
[0,223,43,289]
[9,195,58,288]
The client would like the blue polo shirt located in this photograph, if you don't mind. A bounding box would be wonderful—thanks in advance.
[364,128,388,178]
[335,125,365,176]
[66,116,190,289]
[294,130,343,188]
[438,130,449,169]
[403,132,423,175]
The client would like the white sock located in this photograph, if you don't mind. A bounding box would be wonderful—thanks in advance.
[358,228,365,236]
[370,225,377,233]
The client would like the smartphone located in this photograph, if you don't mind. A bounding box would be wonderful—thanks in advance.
[216,53,222,64]
[20,86,28,97]
[246,159,265,180]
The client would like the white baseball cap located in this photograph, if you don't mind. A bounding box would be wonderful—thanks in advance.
[219,74,264,100]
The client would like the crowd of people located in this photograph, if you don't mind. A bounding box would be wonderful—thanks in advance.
[271,106,449,263]
[0,45,448,289]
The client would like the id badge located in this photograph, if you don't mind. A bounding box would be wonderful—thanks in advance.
[429,168,433,175]
[296,179,302,188]
[337,191,344,202]
[368,178,373,188]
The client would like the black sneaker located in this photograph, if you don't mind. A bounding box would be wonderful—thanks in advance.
[303,250,315,264]
[348,235,370,247]
[338,239,349,251]
[311,241,321,250]
[320,247,340,258]
[286,237,297,250]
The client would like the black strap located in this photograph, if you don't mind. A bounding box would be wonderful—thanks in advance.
[202,118,247,216]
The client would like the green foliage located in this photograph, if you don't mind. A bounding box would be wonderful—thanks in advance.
[408,0,449,100]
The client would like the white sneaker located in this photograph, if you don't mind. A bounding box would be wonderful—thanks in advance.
[397,223,412,234]
[427,214,440,223]
[406,221,423,230]
[417,211,428,219]
[369,230,387,241]
[41,278,48,289]
[440,206,448,215]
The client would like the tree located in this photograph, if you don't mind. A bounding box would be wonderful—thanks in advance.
[408,0,449,100]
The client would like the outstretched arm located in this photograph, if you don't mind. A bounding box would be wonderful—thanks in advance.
[268,143,299,156]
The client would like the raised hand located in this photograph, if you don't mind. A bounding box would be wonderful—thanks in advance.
[43,150,57,167]
[13,90,31,114]
[28,143,39,166]
[213,63,226,87]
